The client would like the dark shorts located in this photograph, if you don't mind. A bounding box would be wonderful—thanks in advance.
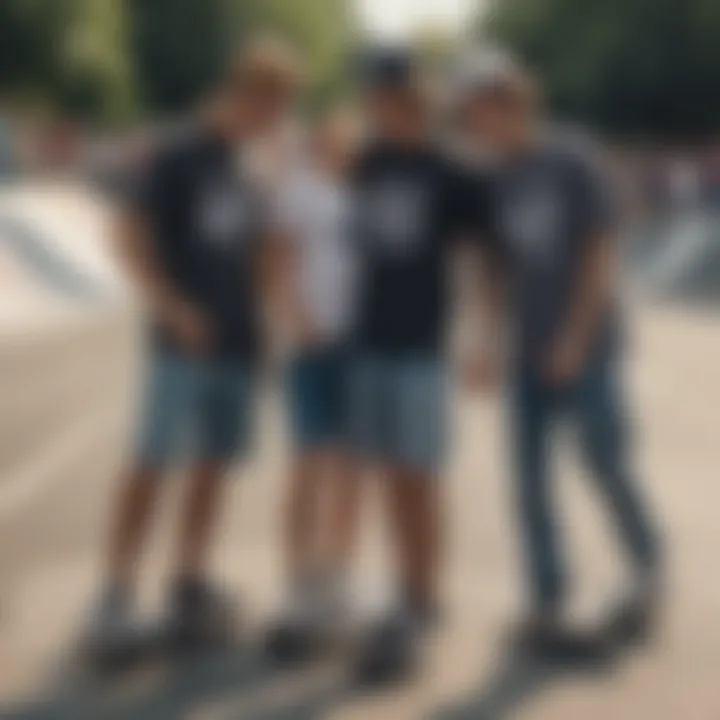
[135,349,255,468]
[286,344,350,450]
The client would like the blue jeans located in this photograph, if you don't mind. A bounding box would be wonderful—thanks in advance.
[511,356,659,613]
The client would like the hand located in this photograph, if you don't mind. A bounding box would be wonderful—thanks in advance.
[462,349,501,394]
[544,335,585,387]
[165,301,212,355]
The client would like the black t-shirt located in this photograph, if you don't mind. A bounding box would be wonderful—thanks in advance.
[475,131,619,368]
[351,141,475,355]
[129,125,266,363]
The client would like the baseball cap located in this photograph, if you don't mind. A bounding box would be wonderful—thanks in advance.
[359,46,417,91]
[453,47,531,102]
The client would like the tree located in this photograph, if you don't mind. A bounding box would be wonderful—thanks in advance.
[1,0,356,124]
[0,0,135,124]
[0,0,73,105]
[127,0,232,116]
[128,0,355,117]
[481,0,720,140]
[58,0,136,123]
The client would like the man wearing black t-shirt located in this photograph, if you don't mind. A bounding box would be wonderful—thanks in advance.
[457,52,661,656]
[349,52,475,684]
[86,41,297,661]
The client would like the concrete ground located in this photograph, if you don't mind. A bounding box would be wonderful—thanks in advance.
[0,302,719,719]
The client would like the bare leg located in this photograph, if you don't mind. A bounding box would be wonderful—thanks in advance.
[324,452,362,576]
[285,452,323,583]
[107,465,163,591]
[386,465,441,610]
[175,461,227,579]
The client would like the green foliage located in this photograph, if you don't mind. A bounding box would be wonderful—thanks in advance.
[0,0,73,106]
[482,0,720,139]
[0,0,135,124]
[129,0,354,117]
[0,0,354,125]
[127,0,233,115]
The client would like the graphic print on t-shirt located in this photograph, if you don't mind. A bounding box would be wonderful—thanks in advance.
[500,180,563,268]
[197,179,249,248]
[360,179,427,254]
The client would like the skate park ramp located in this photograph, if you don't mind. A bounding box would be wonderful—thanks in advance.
[0,183,127,325]
[0,182,136,524]
[631,209,720,305]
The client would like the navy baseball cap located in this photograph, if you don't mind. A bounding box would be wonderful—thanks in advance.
[359,47,417,91]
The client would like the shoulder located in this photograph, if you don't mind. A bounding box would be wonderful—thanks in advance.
[145,122,202,178]
[544,125,608,181]
[352,140,383,176]
[435,147,492,200]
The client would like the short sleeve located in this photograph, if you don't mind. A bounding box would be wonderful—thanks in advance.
[442,162,479,242]
[123,143,178,222]
[572,149,618,239]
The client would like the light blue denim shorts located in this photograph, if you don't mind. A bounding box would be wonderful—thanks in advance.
[347,353,448,475]
[135,348,256,468]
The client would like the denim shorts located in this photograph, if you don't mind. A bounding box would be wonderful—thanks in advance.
[286,344,350,450]
[135,349,255,467]
[347,353,448,475]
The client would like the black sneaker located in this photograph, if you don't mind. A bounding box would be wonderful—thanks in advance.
[511,615,612,666]
[264,618,319,666]
[167,577,238,655]
[353,607,427,687]
[604,573,661,648]
[265,574,350,666]
[83,586,148,670]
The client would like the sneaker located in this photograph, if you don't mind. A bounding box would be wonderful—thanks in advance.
[353,605,429,687]
[604,571,661,648]
[83,586,144,669]
[510,614,612,666]
[265,573,349,666]
[167,577,238,654]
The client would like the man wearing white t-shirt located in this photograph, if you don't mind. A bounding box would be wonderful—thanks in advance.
[264,112,362,663]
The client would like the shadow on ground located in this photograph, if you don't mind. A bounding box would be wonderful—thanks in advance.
[4,642,349,720]
[430,645,622,720]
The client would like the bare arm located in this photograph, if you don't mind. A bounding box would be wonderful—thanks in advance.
[567,232,615,354]
[259,227,319,346]
[113,208,210,353]
[547,232,616,383]
[457,241,508,391]
[546,146,619,384]
[115,209,178,319]
[259,228,294,323]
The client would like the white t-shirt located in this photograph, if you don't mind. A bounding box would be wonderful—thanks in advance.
[274,166,357,344]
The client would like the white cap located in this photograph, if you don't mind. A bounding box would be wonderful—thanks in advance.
[453,47,528,101]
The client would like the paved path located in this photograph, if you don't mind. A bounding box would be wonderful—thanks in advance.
[1,304,719,719]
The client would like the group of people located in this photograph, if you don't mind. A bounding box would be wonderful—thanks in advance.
[87,38,662,686]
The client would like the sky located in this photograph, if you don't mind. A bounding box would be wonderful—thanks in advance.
[355,0,481,40]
